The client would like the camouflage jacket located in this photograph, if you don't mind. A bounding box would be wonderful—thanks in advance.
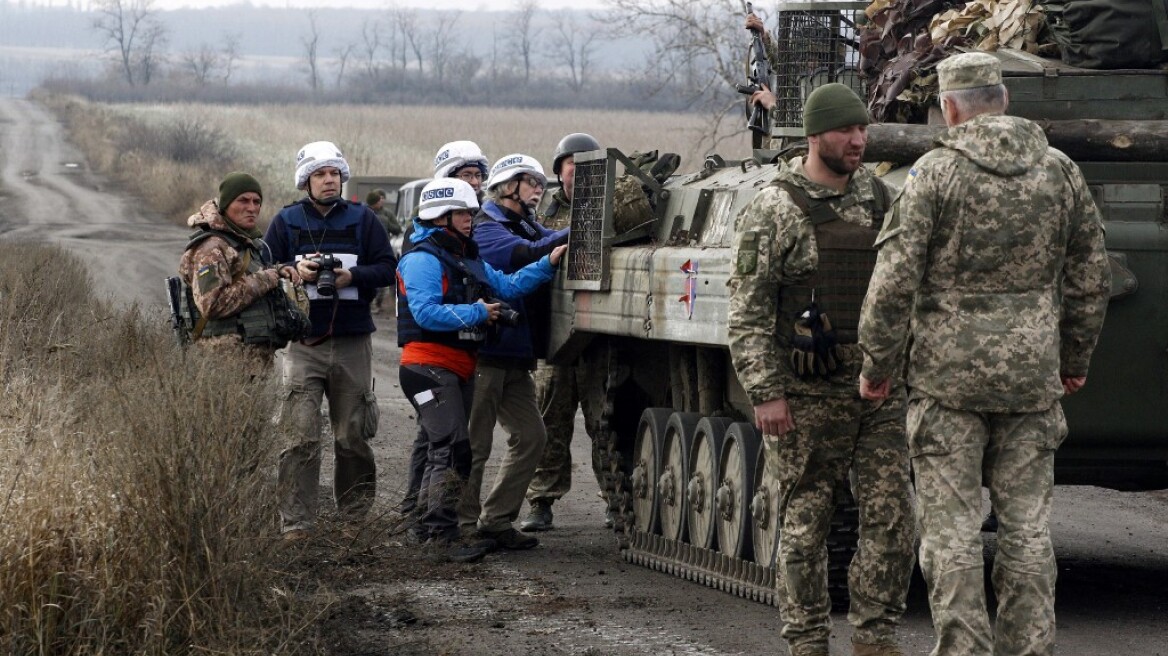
[177,199,280,348]
[728,157,893,405]
[376,205,403,236]
[858,114,1111,413]
[539,188,571,231]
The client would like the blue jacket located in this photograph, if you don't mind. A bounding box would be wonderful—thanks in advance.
[264,198,395,338]
[398,219,556,335]
[473,201,568,365]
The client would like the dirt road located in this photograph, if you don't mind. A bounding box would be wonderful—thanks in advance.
[2,96,1166,655]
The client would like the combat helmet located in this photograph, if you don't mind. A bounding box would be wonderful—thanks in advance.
[552,133,601,175]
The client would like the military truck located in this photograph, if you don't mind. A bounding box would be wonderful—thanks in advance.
[343,175,420,222]
[545,2,1168,607]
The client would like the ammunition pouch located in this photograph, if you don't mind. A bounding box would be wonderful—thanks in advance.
[180,279,311,349]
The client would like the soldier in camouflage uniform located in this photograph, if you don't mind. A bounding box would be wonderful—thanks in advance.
[521,133,610,532]
[177,172,302,372]
[728,84,915,656]
[858,53,1111,656]
[369,188,402,315]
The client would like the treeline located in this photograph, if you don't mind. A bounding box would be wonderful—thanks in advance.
[40,67,696,113]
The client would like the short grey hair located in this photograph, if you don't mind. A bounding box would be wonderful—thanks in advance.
[939,83,1008,117]
[485,179,518,201]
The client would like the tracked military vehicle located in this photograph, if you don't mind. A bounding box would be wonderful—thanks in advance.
[545,1,1168,607]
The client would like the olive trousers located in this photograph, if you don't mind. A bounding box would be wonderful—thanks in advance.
[277,334,379,533]
[459,363,547,533]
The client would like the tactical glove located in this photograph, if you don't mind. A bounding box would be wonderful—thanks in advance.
[790,318,827,378]
[788,303,841,379]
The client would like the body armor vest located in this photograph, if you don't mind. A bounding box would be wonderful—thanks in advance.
[180,229,310,348]
[396,239,491,350]
[774,178,890,345]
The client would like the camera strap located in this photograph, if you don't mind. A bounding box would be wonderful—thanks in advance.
[300,297,338,348]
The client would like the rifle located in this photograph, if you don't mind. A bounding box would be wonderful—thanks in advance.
[165,276,189,345]
[735,2,773,149]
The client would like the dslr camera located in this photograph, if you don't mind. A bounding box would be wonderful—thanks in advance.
[484,297,521,327]
[308,254,342,297]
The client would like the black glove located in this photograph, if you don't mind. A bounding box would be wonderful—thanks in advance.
[788,303,841,379]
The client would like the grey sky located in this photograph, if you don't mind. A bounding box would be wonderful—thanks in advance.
[45,0,611,10]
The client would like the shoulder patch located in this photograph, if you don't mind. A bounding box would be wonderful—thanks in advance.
[196,264,221,294]
[736,230,759,275]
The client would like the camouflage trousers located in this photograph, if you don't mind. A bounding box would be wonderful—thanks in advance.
[767,393,915,653]
[907,396,1068,656]
[525,360,605,504]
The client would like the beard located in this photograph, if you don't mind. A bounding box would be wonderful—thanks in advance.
[819,150,863,176]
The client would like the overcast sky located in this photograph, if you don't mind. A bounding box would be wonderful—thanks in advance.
[41,0,612,10]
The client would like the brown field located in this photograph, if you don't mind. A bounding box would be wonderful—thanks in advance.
[39,92,727,225]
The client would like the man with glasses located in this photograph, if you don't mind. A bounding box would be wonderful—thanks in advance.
[458,154,568,551]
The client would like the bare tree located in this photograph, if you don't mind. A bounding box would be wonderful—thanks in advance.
[393,7,425,73]
[91,0,167,86]
[333,43,356,89]
[448,50,483,88]
[135,21,166,86]
[181,44,220,87]
[606,0,749,148]
[301,10,322,92]
[220,33,241,84]
[428,11,462,85]
[510,0,541,84]
[358,18,384,81]
[548,13,601,93]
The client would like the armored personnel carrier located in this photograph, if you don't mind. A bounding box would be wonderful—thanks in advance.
[545,1,1168,607]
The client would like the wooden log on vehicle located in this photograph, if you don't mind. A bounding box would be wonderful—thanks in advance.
[864,120,1168,163]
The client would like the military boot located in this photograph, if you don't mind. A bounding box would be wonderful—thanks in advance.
[520,500,554,532]
[852,642,904,656]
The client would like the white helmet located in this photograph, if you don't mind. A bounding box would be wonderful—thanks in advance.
[417,178,481,221]
[434,140,489,179]
[295,140,351,190]
[485,153,546,191]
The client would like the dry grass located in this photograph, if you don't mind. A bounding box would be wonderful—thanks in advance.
[35,91,718,227]
[0,242,308,654]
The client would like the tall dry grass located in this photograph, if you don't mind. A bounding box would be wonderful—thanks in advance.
[0,243,309,654]
[35,91,724,228]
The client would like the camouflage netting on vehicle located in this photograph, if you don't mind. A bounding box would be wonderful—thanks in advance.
[860,0,1054,122]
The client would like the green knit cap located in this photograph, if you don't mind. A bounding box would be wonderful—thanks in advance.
[803,83,870,137]
[218,172,263,215]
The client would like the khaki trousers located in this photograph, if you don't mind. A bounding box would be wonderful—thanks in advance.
[459,363,547,532]
[277,334,379,532]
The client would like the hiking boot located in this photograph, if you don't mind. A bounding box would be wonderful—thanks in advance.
[853,643,904,656]
[423,535,496,564]
[520,501,554,532]
[790,645,829,656]
[981,510,999,533]
[478,526,539,550]
[282,528,311,543]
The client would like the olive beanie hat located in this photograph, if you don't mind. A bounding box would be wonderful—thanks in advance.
[802,83,870,137]
[218,172,263,214]
[365,189,386,206]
